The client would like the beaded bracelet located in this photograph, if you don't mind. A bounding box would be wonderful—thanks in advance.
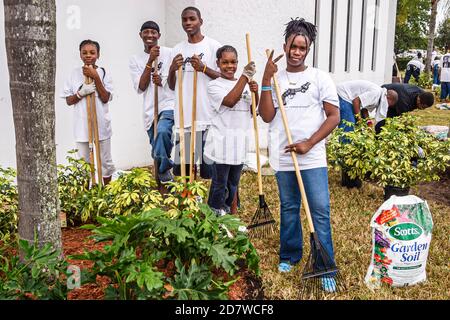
[261,86,272,92]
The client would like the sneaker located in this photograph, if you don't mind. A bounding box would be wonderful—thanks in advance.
[211,208,226,217]
[321,277,337,293]
[159,170,174,183]
[278,262,292,273]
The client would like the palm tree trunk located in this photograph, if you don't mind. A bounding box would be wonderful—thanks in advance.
[3,0,61,250]
[425,0,439,73]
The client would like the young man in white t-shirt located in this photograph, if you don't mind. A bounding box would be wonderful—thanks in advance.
[439,46,450,102]
[258,18,340,292]
[62,40,115,185]
[204,45,258,216]
[168,7,222,179]
[404,52,425,84]
[336,80,398,188]
[129,21,175,182]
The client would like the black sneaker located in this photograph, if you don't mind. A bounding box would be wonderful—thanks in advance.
[159,170,174,183]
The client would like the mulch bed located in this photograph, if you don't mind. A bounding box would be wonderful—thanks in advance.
[416,168,450,206]
[62,227,263,300]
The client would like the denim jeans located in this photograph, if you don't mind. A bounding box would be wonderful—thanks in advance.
[441,82,450,100]
[338,97,356,133]
[173,129,213,179]
[403,64,420,84]
[275,168,335,266]
[147,110,174,174]
[433,64,440,85]
[208,163,243,212]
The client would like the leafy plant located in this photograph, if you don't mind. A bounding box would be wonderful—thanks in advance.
[328,114,450,188]
[105,168,163,217]
[0,167,18,242]
[0,238,68,300]
[410,72,433,89]
[71,180,260,300]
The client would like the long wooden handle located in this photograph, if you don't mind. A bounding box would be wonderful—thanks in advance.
[153,59,159,180]
[87,71,103,187]
[246,33,263,196]
[265,49,314,233]
[84,75,96,185]
[178,67,186,178]
[189,70,198,183]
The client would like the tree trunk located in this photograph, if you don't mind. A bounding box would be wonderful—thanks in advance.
[3,0,61,250]
[425,0,439,73]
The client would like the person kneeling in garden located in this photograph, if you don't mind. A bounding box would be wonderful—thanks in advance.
[258,18,340,292]
[336,80,398,188]
[204,45,258,216]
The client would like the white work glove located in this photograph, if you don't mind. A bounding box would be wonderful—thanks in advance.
[78,82,96,97]
[242,61,256,81]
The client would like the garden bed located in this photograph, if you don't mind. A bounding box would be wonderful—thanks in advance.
[62,227,263,300]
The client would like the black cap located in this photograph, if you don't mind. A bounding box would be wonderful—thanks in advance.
[140,21,160,33]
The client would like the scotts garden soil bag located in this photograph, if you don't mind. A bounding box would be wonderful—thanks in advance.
[365,195,433,289]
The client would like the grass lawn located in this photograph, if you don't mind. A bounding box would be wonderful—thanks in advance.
[222,107,449,300]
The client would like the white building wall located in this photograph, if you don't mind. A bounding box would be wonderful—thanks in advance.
[0,0,397,170]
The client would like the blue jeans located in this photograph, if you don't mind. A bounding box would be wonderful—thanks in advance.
[433,64,440,85]
[404,64,420,83]
[441,82,450,100]
[147,110,174,174]
[208,163,243,211]
[338,97,356,133]
[173,130,213,179]
[275,168,335,266]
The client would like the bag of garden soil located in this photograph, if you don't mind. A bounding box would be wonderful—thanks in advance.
[365,195,433,289]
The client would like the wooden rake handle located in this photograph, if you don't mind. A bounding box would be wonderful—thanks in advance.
[246,34,263,196]
[177,66,186,178]
[84,75,96,185]
[153,59,159,181]
[265,49,314,233]
[189,70,198,183]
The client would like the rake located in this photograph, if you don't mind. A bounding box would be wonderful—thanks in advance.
[85,66,103,187]
[189,70,198,183]
[246,34,276,238]
[266,49,345,298]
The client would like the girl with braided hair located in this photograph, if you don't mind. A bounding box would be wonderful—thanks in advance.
[258,18,340,291]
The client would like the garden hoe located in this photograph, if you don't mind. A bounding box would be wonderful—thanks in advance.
[178,66,187,181]
[85,68,103,187]
[266,49,345,298]
[246,34,276,238]
[153,59,160,186]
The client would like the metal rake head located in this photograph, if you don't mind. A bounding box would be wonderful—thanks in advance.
[299,233,346,299]
[247,195,276,239]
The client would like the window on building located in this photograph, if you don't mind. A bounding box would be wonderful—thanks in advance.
[345,0,353,72]
[313,0,320,68]
[359,0,367,72]
[371,0,380,71]
[329,0,337,73]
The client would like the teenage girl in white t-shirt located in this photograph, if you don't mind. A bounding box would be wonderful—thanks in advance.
[204,45,258,215]
[62,40,115,185]
[258,18,340,292]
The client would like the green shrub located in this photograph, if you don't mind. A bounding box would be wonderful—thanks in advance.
[410,72,433,89]
[0,167,18,242]
[396,57,410,71]
[0,238,68,300]
[71,180,260,300]
[328,114,450,188]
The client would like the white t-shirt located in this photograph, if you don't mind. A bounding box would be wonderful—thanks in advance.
[440,53,450,82]
[61,66,113,142]
[407,58,425,71]
[171,36,222,132]
[129,46,175,131]
[204,77,253,165]
[336,80,388,123]
[268,67,339,171]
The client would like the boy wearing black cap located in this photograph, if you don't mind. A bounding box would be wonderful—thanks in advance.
[129,21,175,182]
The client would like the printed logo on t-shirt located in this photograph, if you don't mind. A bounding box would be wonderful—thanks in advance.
[182,53,205,71]
[443,56,450,68]
[281,82,311,105]
[241,90,252,105]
